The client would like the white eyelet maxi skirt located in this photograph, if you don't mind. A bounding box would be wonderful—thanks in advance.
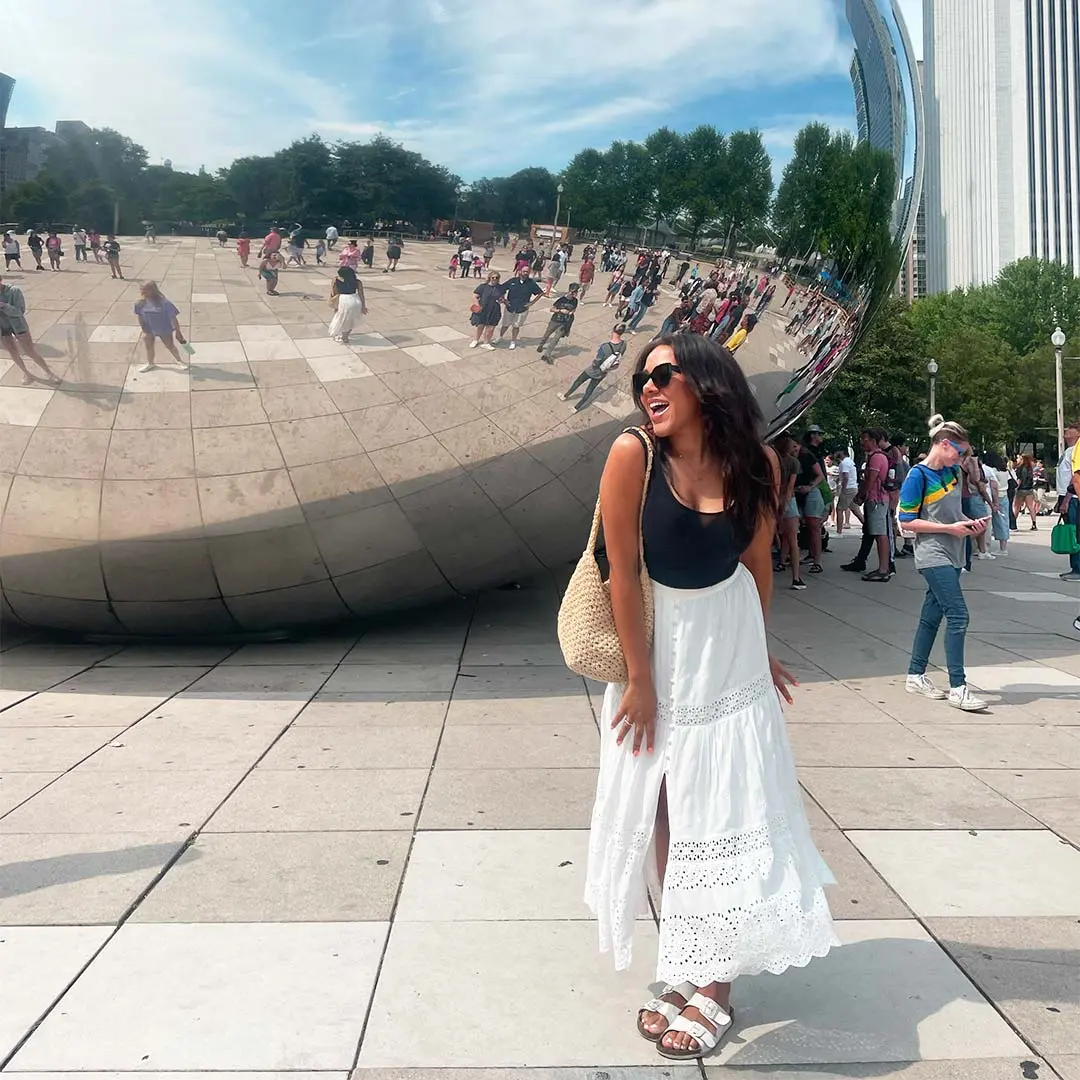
[584,565,840,985]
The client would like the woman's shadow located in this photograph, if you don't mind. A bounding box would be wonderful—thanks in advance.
[650,934,1061,1073]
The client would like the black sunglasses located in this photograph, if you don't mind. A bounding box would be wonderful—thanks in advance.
[633,362,682,397]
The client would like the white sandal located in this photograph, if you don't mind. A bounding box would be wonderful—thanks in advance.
[635,981,696,1042]
[655,992,733,1060]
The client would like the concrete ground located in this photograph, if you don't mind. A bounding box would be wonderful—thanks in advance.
[1,516,1079,1078]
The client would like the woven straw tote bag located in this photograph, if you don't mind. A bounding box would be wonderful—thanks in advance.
[558,428,655,683]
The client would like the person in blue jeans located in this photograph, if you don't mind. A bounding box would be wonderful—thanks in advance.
[898,414,989,712]
[1056,421,1080,581]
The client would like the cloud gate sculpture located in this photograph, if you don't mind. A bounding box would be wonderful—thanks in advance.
[0,0,921,635]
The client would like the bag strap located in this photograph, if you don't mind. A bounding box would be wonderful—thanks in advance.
[583,427,654,561]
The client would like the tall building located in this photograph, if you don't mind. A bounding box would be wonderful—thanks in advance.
[0,79,88,203]
[924,0,1080,292]
[54,120,91,139]
[847,0,906,187]
[0,127,61,198]
[0,72,14,206]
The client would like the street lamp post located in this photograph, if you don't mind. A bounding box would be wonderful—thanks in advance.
[1052,326,1067,455]
[553,182,564,250]
[927,358,938,417]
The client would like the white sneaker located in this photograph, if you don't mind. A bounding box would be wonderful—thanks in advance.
[1074,615,1080,633]
[139,363,156,373]
[508,341,517,349]
[948,685,988,712]
[906,674,946,700]
[975,551,996,560]
[469,340,479,348]
[997,549,1009,556]
[481,342,495,350]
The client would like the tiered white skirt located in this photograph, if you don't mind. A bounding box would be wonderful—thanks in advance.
[584,565,840,985]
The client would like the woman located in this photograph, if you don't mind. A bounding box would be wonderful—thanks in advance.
[899,415,989,711]
[723,312,758,353]
[45,231,63,271]
[339,238,361,270]
[3,232,21,270]
[236,233,251,268]
[542,254,562,297]
[627,285,656,334]
[585,334,838,1062]
[258,251,280,296]
[982,450,1011,555]
[773,434,806,590]
[134,281,188,372]
[26,230,45,270]
[603,270,625,308]
[88,230,104,263]
[0,273,62,384]
[469,270,502,349]
[328,265,368,345]
[1014,454,1038,529]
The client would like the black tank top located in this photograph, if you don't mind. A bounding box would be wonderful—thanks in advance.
[631,431,748,589]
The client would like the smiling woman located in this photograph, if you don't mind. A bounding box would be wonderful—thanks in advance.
[0,0,922,636]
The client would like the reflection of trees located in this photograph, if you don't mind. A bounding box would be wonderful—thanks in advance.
[559,125,773,248]
[0,128,463,231]
[772,123,897,290]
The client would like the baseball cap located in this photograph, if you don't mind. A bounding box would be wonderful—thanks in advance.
[806,424,824,434]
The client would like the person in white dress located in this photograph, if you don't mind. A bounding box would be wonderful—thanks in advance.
[327,265,367,344]
[584,333,839,1061]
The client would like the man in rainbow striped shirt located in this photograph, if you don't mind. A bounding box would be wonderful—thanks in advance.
[1057,422,1080,582]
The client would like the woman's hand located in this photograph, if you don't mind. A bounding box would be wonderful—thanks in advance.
[611,679,657,756]
[769,654,798,704]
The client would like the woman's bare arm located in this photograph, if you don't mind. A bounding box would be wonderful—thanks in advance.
[599,432,652,688]
[741,447,797,701]
[741,446,779,621]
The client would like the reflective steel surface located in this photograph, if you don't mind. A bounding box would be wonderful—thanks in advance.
[0,0,920,634]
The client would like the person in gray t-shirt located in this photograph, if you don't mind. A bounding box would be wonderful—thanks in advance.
[558,323,627,411]
[898,416,989,712]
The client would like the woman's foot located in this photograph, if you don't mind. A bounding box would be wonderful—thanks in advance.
[139,363,156,373]
[658,987,733,1059]
[637,983,694,1041]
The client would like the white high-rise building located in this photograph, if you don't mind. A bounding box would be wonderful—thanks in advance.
[924,0,1080,293]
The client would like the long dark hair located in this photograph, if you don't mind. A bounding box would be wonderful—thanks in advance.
[633,334,775,541]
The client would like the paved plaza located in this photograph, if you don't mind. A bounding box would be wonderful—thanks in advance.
[0,519,1079,1078]
[1,236,1079,1078]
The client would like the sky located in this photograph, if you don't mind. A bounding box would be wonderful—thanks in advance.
[2,0,924,184]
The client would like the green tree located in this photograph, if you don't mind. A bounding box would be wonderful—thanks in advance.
[677,125,727,247]
[807,297,928,445]
[222,155,280,221]
[3,176,69,225]
[560,149,611,232]
[772,122,834,260]
[67,180,116,229]
[717,130,772,255]
[987,257,1080,355]
[643,127,688,239]
[498,166,558,228]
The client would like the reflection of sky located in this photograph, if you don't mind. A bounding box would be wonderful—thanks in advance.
[2,0,874,182]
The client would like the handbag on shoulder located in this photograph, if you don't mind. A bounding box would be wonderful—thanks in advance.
[558,428,655,683]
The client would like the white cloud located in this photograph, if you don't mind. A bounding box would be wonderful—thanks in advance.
[3,0,856,179]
